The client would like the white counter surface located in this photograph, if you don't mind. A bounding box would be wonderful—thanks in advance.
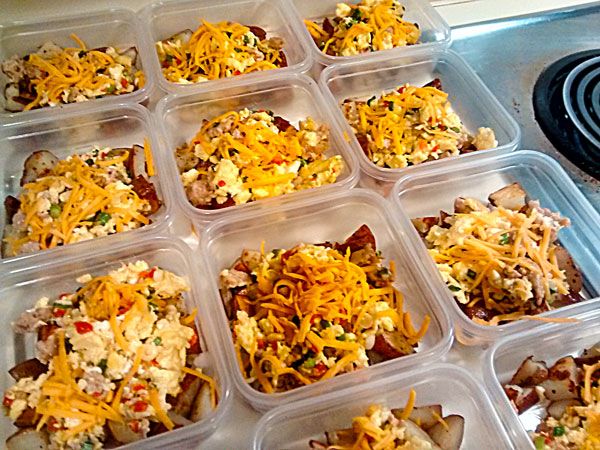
[1,1,595,449]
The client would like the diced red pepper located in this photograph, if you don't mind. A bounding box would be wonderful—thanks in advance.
[188,329,201,354]
[175,59,182,65]
[92,391,102,397]
[74,321,93,334]
[257,339,266,350]
[397,86,406,94]
[120,78,128,88]
[270,341,278,351]
[3,395,13,407]
[217,180,226,187]
[310,315,321,324]
[233,70,241,75]
[313,362,327,377]
[53,308,66,318]
[431,144,440,152]
[271,155,283,165]
[47,418,61,432]
[140,268,156,279]
[132,384,145,392]
[133,400,148,412]
[59,293,70,299]
[129,420,141,433]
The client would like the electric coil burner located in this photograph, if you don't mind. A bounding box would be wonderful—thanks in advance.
[533,50,600,180]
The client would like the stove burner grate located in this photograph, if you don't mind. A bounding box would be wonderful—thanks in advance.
[533,50,600,180]
[563,55,600,149]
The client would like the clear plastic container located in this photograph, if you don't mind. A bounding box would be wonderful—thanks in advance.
[254,363,513,449]
[0,234,232,448]
[139,0,312,96]
[289,0,451,68]
[389,149,600,345]
[198,187,453,412]
[0,9,154,123]
[484,307,600,449]
[0,103,171,267]
[319,49,521,195]
[154,73,360,224]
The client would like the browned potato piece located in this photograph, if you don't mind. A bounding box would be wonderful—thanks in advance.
[504,385,540,413]
[371,331,414,360]
[309,440,329,449]
[190,381,212,422]
[488,182,527,210]
[20,150,59,186]
[428,415,465,450]
[411,217,439,236]
[402,419,441,449]
[392,404,442,430]
[8,358,47,381]
[14,407,37,428]
[554,245,583,293]
[548,399,582,419]
[509,356,549,387]
[6,428,49,450]
[334,224,376,253]
[107,420,144,444]
[454,196,487,213]
[172,374,202,418]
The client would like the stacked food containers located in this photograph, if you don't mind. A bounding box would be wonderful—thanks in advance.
[1,1,598,449]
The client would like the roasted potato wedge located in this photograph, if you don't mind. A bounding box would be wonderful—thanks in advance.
[20,150,59,186]
[6,428,49,450]
[9,358,47,381]
[488,182,527,211]
[509,356,549,387]
[428,415,465,450]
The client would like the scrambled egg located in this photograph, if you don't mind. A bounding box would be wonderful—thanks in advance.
[177,108,343,209]
[2,261,213,449]
[305,0,420,56]
[342,82,497,169]
[4,146,155,257]
[157,21,285,84]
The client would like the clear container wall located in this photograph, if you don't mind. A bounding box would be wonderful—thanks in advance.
[141,0,311,95]
[200,188,452,411]
[320,49,521,194]
[0,9,153,122]
[485,309,600,449]
[290,0,450,67]
[0,236,232,448]
[391,150,600,345]
[254,363,513,449]
[155,73,359,223]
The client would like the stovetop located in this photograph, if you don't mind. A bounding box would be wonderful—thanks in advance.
[450,3,600,210]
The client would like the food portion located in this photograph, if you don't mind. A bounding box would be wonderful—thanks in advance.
[2,143,161,258]
[2,261,218,449]
[503,344,600,449]
[304,0,420,57]
[1,35,144,112]
[412,183,583,326]
[219,225,430,393]
[309,391,464,450]
[342,78,497,169]
[156,21,286,84]
[176,108,343,209]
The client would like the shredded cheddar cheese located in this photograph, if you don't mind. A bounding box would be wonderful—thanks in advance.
[221,230,429,394]
[1,34,142,111]
[3,146,155,257]
[342,81,497,168]
[176,108,343,208]
[305,0,419,57]
[156,20,286,84]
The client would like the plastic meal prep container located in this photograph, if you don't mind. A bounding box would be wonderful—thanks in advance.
[319,49,521,195]
[0,234,232,448]
[139,0,312,96]
[289,0,450,68]
[254,363,513,449]
[154,73,360,224]
[0,8,154,123]
[389,149,600,346]
[484,307,600,449]
[198,187,453,412]
[0,103,170,266]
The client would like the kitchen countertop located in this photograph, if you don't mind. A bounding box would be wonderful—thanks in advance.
[1,1,597,449]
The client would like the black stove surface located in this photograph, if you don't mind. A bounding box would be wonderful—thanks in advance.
[533,50,600,180]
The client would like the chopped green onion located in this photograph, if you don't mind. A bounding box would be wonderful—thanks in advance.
[499,233,510,245]
[450,126,461,133]
[367,96,376,107]
[49,204,62,219]
[534,436,546,450]
[388,101,394,111]
[95,211,111,226]
[351,8,362,20]
[98,359,108,372]
[243,35,251,45]
[553,425,565,436]
[321,319,331,328]
[106,84,116,94]
[304,358,316,369]
[85,158,94,166]
[467,269,477,279]
[81,440,94,450]
[336,334,346,341]
[448,285,462,292]
[153,337,162,345]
